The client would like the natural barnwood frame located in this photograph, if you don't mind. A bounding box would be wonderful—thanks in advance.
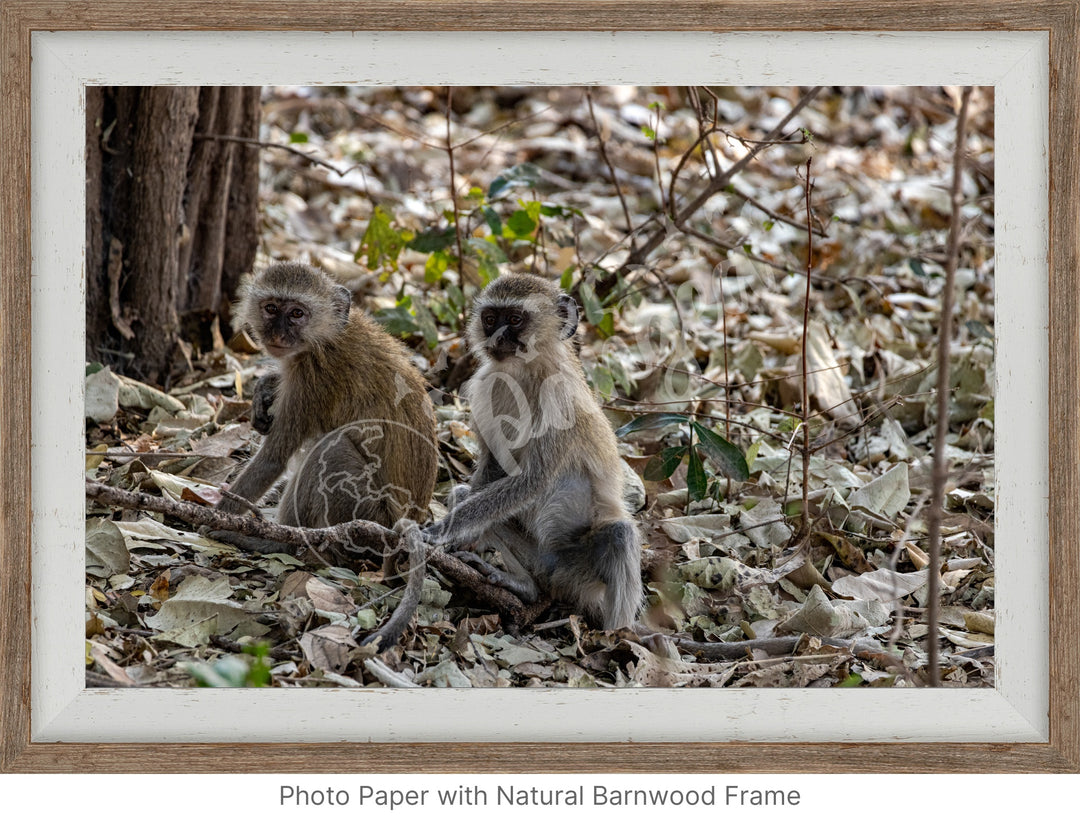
[1,1,1077,773]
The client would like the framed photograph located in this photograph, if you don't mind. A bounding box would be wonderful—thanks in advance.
[2,1,1077,773]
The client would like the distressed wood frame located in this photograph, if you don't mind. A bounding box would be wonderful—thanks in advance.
[1,1,1077,773]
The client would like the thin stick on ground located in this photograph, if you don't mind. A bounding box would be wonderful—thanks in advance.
[84,479,533,624]
[926,86,974,687]
[799,157,814,541]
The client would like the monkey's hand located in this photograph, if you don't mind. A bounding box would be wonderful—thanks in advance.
[250,371,281,435]
[421,518,455,547]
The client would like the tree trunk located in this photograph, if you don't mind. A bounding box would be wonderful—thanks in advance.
[85,86,261,386]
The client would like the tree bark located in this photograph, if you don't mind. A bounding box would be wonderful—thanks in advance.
[128,86,200,383]
[85,86,261,385]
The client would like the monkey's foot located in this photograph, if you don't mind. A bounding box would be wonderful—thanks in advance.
[450,548,489,569]
[490,572,539,603]
[450,549,539,602]
[204,526,292,556]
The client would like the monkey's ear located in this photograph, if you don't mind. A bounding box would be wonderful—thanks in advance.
[332,284,352,325]
[556,293,579,340]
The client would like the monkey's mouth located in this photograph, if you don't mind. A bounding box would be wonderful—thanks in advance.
[486,340,522,361]
[264,343,294,358]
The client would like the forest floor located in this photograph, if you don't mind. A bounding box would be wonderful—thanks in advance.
[85,84,996,689]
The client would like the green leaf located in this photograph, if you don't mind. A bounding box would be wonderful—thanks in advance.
[241,642,272,688]
[763,219,775,231]
[288,131,309,144]
[560,266,575,292]
[640,124,656,141]
[592,366,615,400]
[488,162,541,199]
[184,656,251,688]
[423,249,453,284]
[578,282,605,325]
[356,205,405,269]
[644,446,688,481]
[373,296,420,337]
[467,238,508,285]
[744,439,761,469]
[691,421,749,481]
[411,297,440,349]
[601,354,635,396]
[596,310,615,339]
[408,226,456,253]
[539,203,582,218]
[482,206,503,236]
[506,209,538,238]
[687,446,708,502]
[446,283,465,314]
[615,412,689,437]
[778,415,799,433]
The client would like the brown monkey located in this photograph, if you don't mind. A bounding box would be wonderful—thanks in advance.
[217,261,438,649]
[424,273,643,629]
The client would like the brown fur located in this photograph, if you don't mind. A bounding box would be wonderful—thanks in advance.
[223,262,437,526]
[218,262,438,650]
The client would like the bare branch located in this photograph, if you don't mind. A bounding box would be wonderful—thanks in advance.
[926,85,974,687]
[800,158,814,541]
[84,479,533,624]
[624,86,823,270]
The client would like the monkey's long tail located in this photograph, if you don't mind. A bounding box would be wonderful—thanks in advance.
[360,522,427,652]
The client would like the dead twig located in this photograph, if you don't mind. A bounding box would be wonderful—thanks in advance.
[926,86,973,687]
[194,132,359,178]
[84,479,532,625]
[624,86,823,271]
[586,88,637,250]
[445,88,466,282]
[86,479,392,552]
[799,157,814,541]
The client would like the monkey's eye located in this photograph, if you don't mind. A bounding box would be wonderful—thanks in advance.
[506,312,524,328]
[481,310,497,329]
[263,303,279,316]
[289,308,305,320]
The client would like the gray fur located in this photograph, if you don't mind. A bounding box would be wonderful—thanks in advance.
[425,274,643,629]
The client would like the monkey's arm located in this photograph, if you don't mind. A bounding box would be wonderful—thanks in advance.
[468,437,506,489]
[250,371,280,435]
[219,429,300,513]
[423,471,539,546]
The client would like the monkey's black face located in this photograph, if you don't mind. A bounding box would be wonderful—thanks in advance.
[480,306,530,360]
[260,300,310,357]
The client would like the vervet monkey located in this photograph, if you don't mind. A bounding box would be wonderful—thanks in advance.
[424,273,643,629]
[217,262,438,649]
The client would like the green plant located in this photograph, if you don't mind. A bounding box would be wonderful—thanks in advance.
[616,412,749,504]
[183,642,272,688]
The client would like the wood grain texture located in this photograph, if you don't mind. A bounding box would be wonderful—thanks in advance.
[1047,0,1080,773]
[0,0,34,773]
[0,0,1077,31]
[1,0,1078,774]
[3,741,1078,774]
